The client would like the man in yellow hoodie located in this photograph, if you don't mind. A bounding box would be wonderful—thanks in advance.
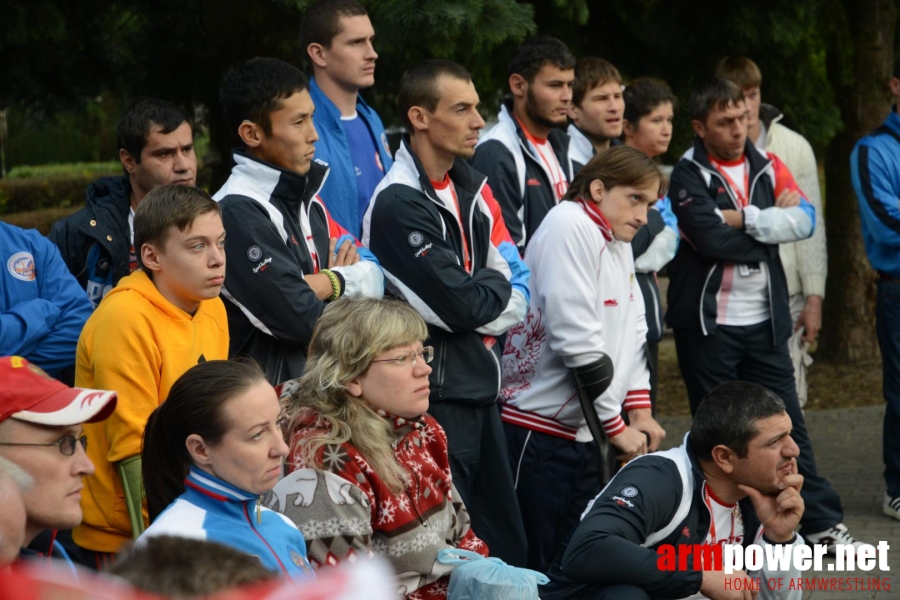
[72,185,229,563]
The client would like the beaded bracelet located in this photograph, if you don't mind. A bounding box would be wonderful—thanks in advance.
[320,268,341,302]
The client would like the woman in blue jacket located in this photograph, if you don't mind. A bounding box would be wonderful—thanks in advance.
[140,360,313,579]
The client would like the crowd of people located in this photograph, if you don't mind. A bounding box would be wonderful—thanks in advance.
[2,0,899,598]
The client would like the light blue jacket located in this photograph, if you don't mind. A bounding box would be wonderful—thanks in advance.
[309,78,394,236]
[852,109,900,278]
[141,468,314,580]
[1,221,91,375]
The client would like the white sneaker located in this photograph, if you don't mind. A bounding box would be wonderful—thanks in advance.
[885,493,900,521]
[804,523,865,555]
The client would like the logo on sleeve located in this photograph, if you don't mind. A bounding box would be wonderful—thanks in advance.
[381,132,392,158]
[7,252,35,281]
[621,486,639,498]
[408,232,424,247]
[247,245,263,261]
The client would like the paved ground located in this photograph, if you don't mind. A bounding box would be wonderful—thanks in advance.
[657,405,897,599]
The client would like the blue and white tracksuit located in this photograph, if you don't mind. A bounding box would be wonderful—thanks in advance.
[140,468,314,579]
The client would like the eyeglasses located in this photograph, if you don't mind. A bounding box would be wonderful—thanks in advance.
[371,346,434,367]
[0,435,88,457]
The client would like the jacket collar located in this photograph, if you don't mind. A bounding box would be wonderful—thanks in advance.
[574,197,613,242]
[230,149,328,207]
[309,78,377,128]
[758,103,784,132]
[394,138,487,209]
[185,467,257,503]
[884,108,900,135]
[85,175,132,223]
[688,136,771,176]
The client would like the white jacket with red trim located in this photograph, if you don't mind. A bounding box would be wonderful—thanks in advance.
[501,199,651,442]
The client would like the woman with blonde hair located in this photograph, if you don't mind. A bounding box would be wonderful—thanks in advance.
[268,297,487,600]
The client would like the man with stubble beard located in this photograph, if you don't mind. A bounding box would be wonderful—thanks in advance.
[471,36,576,253]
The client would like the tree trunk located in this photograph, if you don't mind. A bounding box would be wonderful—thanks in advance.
[819,0,896,363]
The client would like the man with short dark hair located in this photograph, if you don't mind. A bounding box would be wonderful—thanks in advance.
[215,57,383,385]
[716,56,827,411]
[543,381,805,600]
[0,356,116,566]
[567,57,625,172]
[471,36,575,251]
[851,57,900,523]
[74,185,230,560]
[364,59,531,566]
[50,99,196,308]
[301,0,393,236]
[667,78,861,553]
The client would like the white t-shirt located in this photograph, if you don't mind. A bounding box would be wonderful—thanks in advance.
[715,158,769,326]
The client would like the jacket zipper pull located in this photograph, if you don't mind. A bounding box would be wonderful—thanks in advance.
[257,496,262,524]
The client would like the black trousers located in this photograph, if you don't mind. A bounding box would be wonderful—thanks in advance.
[503,423,603,573]
[428,402,528,567]
[674,322,844,532]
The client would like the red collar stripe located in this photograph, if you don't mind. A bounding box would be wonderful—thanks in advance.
[576,197,614,241]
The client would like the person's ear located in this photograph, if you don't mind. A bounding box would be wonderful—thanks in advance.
[119,149,137,176]
[238,120,265,149]
[307,43,327,69]
[890,76,900,99]
[710,445,737,474]
[566,101,580,122]
[407,106,429,133]
[509,73,528,99]
[589,179,605,204]
[186,434,212,466]
[623,119,636,138]
[140,242,163,274]
[691,118,706,139]
[346,377,363,398]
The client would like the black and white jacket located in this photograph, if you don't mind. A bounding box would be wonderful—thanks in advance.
[363,139,530,407]
[470,100,573,251]
[213,151,383,385]
[544,434,803,599]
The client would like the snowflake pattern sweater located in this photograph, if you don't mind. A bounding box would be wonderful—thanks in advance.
[267,411,487,600]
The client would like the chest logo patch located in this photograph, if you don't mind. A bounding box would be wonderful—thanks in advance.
[604,298,618,307]
[408,231,424,247]
[7,252,35,281]
[247,245,263,261]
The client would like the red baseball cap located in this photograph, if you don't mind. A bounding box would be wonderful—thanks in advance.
[0,356,117,426]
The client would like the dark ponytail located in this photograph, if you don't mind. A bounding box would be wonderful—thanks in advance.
[142,359,267,522]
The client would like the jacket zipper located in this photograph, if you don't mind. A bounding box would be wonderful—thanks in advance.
[699,264,718,336]
[646,276,662,338]
[242,501,290,575]
[487,344,502,399]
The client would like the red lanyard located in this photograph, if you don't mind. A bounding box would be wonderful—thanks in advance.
[516,116,569,201]
[704,482,735,545]
[710,158,750,208]
[434,177,472,273]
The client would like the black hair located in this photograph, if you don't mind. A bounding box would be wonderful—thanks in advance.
[689,381,787,461]
[398,59,472,130]
[623,78,678,126]
[507,35,575,83]
[688,77,745,124]
[219,57,309,141]
[116,98,191,164]
[142,360,267,522]
[300,0,368,53]
[110,535,276,596]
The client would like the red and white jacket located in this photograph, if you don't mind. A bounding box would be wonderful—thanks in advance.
[501,199,651,442]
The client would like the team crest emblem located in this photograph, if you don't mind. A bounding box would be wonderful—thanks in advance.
[7,252,35,281]
[381,132,392,158]
[247,245,263,261]
[408,232,424,247]
[621,486,639,498]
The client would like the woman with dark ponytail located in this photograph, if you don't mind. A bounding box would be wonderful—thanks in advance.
[140,359,313,579]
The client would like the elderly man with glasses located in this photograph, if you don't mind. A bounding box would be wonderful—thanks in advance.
[0,356,116,568]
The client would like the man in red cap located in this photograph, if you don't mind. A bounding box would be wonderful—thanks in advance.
[0,355,116,565]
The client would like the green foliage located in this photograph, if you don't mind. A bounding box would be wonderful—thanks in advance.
[7,161,120,179]
[0,173,103,215]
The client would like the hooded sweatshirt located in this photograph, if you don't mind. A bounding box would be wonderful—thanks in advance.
[73,270,229,552]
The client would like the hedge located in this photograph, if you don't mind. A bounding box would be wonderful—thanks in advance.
[0,171,118,215]
[1,206,83,235]
[7,162,121,179]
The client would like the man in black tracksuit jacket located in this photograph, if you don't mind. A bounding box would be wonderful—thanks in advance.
[543,382,804,600]
[665,80,859,551]
[364,60,532,566]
